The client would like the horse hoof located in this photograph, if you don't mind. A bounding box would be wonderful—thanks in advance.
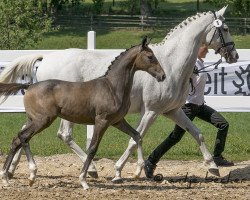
[154,174,163,182]
[83,186,90,190]
[29,180,35,187]
[81,182,90,190]
[133,174,140,179]
[7,172,14,179]
[112,177,123,184]
[208,168,220,177]
[88,171,98,179]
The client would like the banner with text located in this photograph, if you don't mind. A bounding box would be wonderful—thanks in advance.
[204,60,250,96]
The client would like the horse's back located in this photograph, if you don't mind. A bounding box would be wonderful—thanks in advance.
[37,49,122,82]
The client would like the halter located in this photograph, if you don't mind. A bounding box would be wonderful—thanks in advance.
[208,11,235,55]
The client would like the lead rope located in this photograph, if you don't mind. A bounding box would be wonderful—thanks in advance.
[193,58,222,74]
[190,58,222,96]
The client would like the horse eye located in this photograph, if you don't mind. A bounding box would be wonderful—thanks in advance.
[148,56,153,60]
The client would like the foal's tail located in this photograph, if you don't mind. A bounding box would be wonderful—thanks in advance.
[0,54,43,83]
[0,83,30,104]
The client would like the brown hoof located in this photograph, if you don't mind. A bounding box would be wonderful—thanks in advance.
[7,172,14,179]
[29,180,35,187]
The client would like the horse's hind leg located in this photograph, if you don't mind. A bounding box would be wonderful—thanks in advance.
[8,143,37,186]
[1,135,23,185]
[79,117,109,190]
[7,148,22,179]
[113,110,158,182]
[22,142,37,186]
[8,124,28,179]
[4,122,39,185]
[57,119,98,178]
[165,108,219,176]
[112,118,143,182]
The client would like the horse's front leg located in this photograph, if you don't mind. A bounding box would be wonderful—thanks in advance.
[112,111,158,182]
[165,108,220,176]
[57,119,98,178]
[112,118,144,182]
[79,117,108,190]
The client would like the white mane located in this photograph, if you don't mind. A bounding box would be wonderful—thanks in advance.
[153,11,213,46]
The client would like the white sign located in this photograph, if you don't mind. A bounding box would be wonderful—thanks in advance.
[204,61,250,96]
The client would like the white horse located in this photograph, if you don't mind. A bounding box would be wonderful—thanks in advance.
[0,6,238,182]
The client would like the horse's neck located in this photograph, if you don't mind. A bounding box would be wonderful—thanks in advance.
[105,48,138,101]
[153,13,214,86]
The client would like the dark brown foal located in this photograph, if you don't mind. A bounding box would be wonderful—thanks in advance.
[0,37,165,189]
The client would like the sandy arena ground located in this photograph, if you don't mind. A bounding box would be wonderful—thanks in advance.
[0,154,249,200]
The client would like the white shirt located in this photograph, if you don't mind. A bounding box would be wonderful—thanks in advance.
[186,59,207,105]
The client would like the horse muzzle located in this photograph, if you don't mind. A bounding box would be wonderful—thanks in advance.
[226,51,239,64]
[157,73,166,82]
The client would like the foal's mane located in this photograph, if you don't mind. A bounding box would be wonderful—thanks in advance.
[153,11,213,46]
[102,44,140,77]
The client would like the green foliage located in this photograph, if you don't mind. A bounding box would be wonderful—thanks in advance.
[117,0,139,15]
[92,0,105,14]
[0,113,249,161]
[32,27,250,50]
[208,0,250,17]
[0,0,53,49]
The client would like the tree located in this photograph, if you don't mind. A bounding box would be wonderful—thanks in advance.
[0,0,52,49]
[92,0,104,14]
[140,0,152,16]
[208,0,250,17]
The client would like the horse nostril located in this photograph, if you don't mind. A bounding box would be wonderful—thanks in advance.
[236,53,239,59]
[162,74,166,80]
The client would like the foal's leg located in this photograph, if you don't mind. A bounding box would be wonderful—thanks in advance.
[22,142,37,186]
[2,122,38,185]
[113,110,158,182]
[112,118,143,182]
[1,135,23,185]
[164,108,219,176]
[7,148,22,179]
[79,117,109,190]
[8,124,28,179]
[57,119,98,178]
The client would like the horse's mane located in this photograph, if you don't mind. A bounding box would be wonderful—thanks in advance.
[153,11,213,46]
[102,44,139,77]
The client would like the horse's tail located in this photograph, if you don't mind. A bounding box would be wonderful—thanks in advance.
[0,54,43,83]
[0,83,30,104]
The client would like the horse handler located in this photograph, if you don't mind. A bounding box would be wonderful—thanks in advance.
[144,44,234,178]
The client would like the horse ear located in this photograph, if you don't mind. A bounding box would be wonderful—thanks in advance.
[216,5,228,17]
[141,36,148,48]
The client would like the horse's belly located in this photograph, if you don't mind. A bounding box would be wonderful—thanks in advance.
[60,114,95,125]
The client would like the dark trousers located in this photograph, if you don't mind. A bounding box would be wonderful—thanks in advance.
[148,103,229,165]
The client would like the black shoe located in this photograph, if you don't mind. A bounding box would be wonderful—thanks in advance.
[213,155,234,166]
[144,159,156,178]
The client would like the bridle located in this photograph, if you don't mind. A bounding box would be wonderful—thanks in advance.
[208,11,235,55]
